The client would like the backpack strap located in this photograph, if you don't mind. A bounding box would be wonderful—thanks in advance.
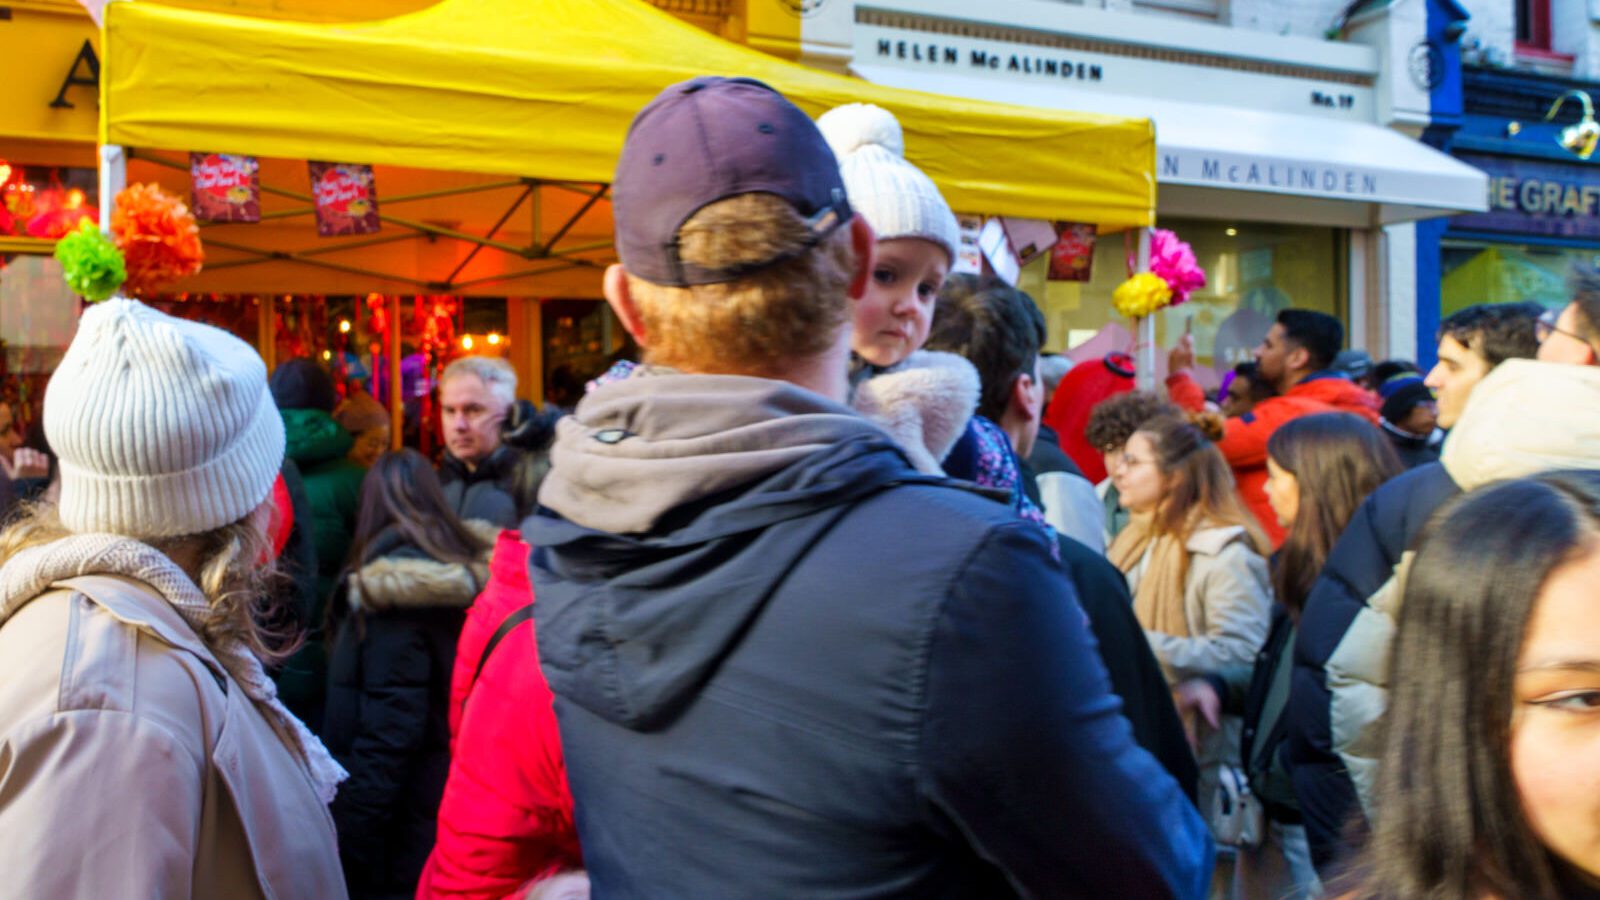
[468,603,535,696]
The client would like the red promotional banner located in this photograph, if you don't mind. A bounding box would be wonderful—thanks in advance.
[190,153,260,224]
[309,162,380,236]
[1049,222,1097,282]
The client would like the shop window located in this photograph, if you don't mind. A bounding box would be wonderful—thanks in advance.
[1026,218,1344,390]
[1441,239,1599,316]
[1515,0,1551,51]
[0,255,79,444]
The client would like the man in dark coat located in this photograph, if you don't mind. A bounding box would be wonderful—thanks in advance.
[926,273,1199,801]
[1286,300,1546,873]
[438,356,528,528]
[526,78,1211,899]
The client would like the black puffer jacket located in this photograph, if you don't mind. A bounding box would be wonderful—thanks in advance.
[324,529,490,900]
[1286,461,1459,871]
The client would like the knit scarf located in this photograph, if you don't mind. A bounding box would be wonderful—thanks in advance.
[1107,513,1193,640]
[0,534,347,803]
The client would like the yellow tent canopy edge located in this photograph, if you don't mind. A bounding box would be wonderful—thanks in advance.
[102,0,1154,229]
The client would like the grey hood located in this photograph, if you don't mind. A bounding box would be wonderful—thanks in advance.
[526,369,954,730]
[537,369,895,535]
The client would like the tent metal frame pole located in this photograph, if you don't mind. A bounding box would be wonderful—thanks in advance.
[99,145,126,238]
[388,294,402,450]
[444,184,534,286]
[451,262,584,291]
[1135,227,1156,392]
[204,237,438,288]
[131,149,530,256]
[120,149,619,293]
[202,231,423,269]
[541,184,607,253]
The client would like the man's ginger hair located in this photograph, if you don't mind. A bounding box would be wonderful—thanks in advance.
[626,193,856,376]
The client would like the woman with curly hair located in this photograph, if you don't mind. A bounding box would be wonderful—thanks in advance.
[0,299,346,898]
[1085,391,1179,544]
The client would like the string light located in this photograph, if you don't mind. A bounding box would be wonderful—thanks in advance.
[486,332,501,346]
[461,335,474,350]
[338,319,352,334]
[0,160,10,187]
[321,350,332,361]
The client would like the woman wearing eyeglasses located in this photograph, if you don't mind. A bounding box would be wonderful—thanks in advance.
[1107,412,1273,863]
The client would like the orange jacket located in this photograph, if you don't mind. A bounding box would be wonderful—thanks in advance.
[1168,371,1379,545]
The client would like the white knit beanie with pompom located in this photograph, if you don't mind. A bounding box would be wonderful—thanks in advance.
[816,103,960,264]
[45,298,285,539]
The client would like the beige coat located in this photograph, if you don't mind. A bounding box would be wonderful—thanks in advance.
[1129,524,1271,781]
[1133,524,1273,685]
[0,573,348,899]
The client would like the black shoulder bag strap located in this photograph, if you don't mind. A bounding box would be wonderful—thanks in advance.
[468,604,535,697]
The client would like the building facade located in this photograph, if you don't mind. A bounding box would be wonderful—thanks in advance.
[1415,0,1600,367]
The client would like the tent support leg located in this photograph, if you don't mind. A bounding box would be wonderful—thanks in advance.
[389,295,402,450]
[1135,227,1156,392]
[99,145,126,237]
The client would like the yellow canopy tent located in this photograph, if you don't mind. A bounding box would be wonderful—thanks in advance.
[97,0,1155,298]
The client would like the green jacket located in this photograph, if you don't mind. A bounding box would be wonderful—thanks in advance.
[277,407,369,730]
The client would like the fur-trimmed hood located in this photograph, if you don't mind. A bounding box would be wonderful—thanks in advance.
[347,522,497,613]
[850,350,980,475]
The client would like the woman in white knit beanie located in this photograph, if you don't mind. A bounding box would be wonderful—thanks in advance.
[0,298,348,899]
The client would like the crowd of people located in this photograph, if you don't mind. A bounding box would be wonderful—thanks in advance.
[0,74,1598,900]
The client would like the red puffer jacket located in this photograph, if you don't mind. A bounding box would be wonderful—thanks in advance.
[1168,371,1379,546]
[417,531,581,900]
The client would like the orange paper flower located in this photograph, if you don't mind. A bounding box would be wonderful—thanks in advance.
[112,183,204,296]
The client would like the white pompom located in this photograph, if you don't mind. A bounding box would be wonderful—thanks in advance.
[817,103,905,159]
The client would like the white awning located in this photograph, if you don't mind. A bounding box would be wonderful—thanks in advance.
[852,63,1488,226]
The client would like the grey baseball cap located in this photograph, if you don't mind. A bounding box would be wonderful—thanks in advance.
[612,76,853,287]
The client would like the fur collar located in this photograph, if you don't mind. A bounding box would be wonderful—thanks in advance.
[348,522,497,612]
[348,555,489,612]
[850,350,980,475]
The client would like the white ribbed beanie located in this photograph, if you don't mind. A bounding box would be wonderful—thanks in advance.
[816,103,960,264]
[45,298,285,539]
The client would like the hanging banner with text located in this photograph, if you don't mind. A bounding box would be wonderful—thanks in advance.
[190,153,261,224]
[1049,222,1097,282]
[309,162,381,237]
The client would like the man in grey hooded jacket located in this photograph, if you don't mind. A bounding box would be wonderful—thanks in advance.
[523,76,1210,899]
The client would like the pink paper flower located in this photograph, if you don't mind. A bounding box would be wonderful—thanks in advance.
[1149,228,1206,307]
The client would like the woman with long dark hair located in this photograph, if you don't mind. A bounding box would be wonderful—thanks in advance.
[1175,413,1401,898]
[323,449,493,899]
[1107,412,1273,837]
[1344,470,1600,899]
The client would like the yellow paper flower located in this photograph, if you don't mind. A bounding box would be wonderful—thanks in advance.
[1112,272,1173,319]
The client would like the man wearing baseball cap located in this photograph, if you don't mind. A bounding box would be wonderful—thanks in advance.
[525,77,1209,898]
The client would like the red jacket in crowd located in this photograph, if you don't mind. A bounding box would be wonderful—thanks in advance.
[417,531,581,900]
[1168,370,1380,546]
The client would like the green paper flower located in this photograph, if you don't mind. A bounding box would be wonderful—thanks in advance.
[54,220,127,303]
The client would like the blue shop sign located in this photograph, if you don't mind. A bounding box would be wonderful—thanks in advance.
[1454,152,1600,240]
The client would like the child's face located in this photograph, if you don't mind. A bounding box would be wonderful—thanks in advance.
[851,238,949,368]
